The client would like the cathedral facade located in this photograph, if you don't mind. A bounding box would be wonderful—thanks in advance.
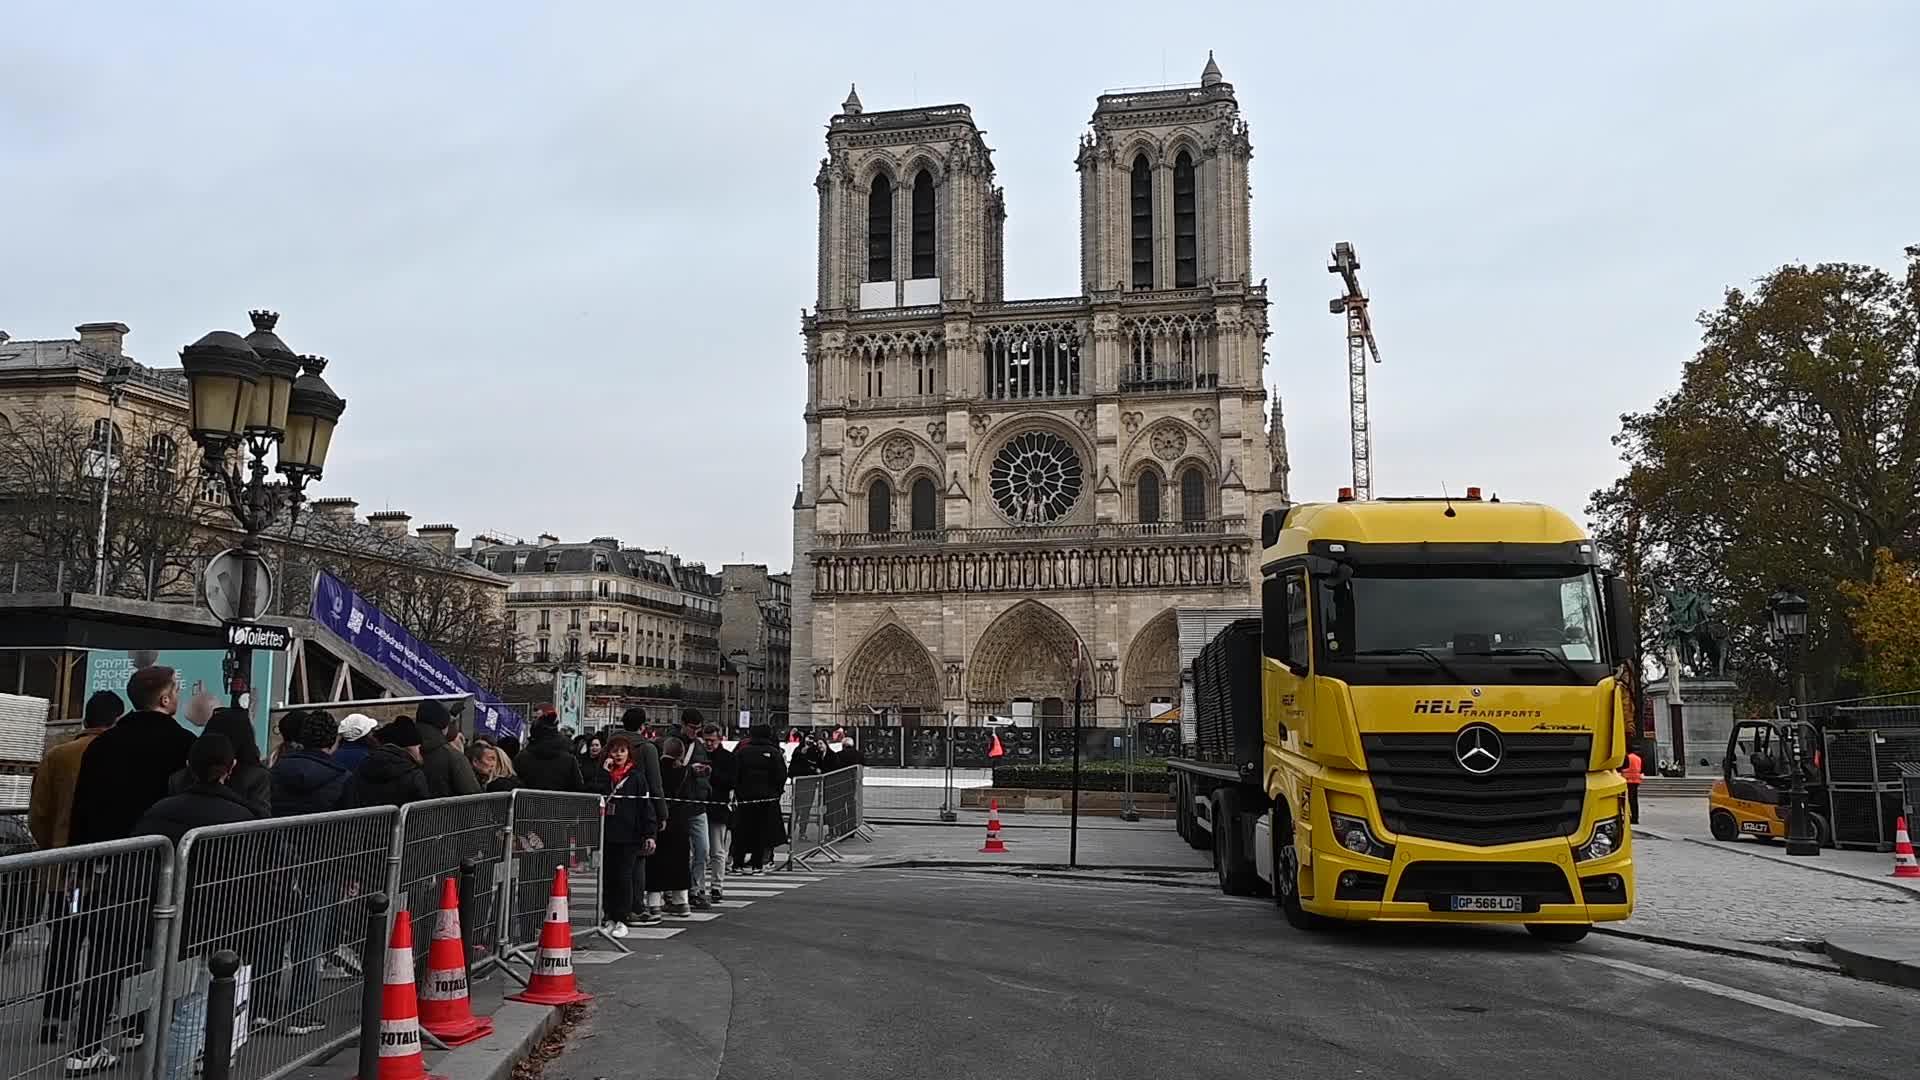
[789,56,1289,727]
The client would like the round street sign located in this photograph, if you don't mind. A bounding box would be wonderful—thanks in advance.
[204,549,274,622]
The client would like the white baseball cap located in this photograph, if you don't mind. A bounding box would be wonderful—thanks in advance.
[338,713,378,741]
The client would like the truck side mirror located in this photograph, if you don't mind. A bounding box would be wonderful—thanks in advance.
[1261,506,1289,548]
[1604,573,1636,667]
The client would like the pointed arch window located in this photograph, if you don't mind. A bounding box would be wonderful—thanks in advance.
[1130,155,1154,290]
[910,476,937,532]
[1137,469,1162,525]
[1180,467,1207,523]
[867,176,893,283]
[1173,150,1197,288]
[868,477,893,534]
[911,170,936,279]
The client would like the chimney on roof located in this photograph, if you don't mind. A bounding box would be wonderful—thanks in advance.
[311,496,359,525]
[417,523,459,556]
[538,533,560,547]
[368,510,412,538]
[471,533,503,551]
[590,536,620,548]
[76,322,130,357]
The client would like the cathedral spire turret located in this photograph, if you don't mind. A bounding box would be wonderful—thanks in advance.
[1201,51,1224,87]
[1268,391,1291,502]
[841,83,863,115]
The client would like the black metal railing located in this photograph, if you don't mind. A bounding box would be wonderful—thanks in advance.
[816,517,1244,550]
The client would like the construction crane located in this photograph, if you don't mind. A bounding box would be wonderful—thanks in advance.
[1329,242,1381,500]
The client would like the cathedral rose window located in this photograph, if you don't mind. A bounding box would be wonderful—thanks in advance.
[989,431,1083,524]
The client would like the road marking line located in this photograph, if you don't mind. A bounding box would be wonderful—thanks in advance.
[620,927,684,940]
[719,890,786,898]
[710,900,755,908]
[729,880,808,890]
[1573,955,1877,1028]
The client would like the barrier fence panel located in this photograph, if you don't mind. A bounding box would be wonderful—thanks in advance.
[387,796,511,972]
[0,837,173,1080]
[159,808,397,1080]
[501,791,611,972]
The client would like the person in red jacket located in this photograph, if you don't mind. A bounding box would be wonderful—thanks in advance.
[1622,747,1645,824]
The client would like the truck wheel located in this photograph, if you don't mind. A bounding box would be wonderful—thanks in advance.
[1811,812,1834,849]
[1709,810,1739,841]
[1272,811,1333,930]
[1212,791,1260,896]
[1190,777,1214,852]
[1525,924,1591,944]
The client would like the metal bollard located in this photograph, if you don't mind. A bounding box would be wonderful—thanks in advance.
[457,857,479,980]
[203,950,242,1080]
[357,892,390,1080]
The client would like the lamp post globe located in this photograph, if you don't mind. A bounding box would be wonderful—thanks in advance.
[178,330,262,454]
[242,310,302,439]
[279,356,347,482]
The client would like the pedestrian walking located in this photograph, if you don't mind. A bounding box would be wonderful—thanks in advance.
[347,717,432,807]
[416,699,483,798]
[27,689,121,1044]
[172,707,272,814]
[517,714,585,791]
[1623,744,1645,824]
[677,711,714,909]
[699,723,738,901]
[596,736,659,935]
[730,725,788,875]
[645,737,697,916]
[332,712,377,771]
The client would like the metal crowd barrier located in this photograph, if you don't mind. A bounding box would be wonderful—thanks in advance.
[0,837,174,1080]
[389,795,511,969]
[789,767,865,869]
[160,808,398,1080]
[499,790,618,981]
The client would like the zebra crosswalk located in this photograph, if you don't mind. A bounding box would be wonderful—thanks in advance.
[585,866,861,943]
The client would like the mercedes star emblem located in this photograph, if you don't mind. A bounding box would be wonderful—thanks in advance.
[1454,723,1504,775]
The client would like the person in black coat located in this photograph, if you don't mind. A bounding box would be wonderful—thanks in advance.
[593,736,658,933]
[644,739,696,915]
[516,719,585,791]
[348,718,432,808]
[730,726,788,874]
[68,666,197,849]
[698,723,738,899]
[170,707,272,815]
[416,699,482,798]
[134,734,264,843]
[271,712,353,816]
[826,734,867,771]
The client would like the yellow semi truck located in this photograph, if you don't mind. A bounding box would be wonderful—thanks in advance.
[1169,490,1637,941]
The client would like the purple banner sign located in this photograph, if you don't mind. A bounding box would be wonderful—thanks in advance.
[310,569,524,740]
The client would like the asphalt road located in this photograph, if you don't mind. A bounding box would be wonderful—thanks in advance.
[552,867,1916,1080]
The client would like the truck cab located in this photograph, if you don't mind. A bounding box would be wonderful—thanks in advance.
[1250,492,1638,940]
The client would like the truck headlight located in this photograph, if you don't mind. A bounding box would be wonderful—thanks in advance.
[1576,816,1625,862]
[1328,813,1394,860]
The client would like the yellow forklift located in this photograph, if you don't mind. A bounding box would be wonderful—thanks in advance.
[1707,718,1833,847]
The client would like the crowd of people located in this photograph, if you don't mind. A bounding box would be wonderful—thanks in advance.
[22,671,870,1071]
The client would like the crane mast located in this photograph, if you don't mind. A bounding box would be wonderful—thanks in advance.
[1329,242,1381,500]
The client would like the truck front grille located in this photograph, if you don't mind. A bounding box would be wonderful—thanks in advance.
[1361,732,1590,846]
[1392,861,1576,906]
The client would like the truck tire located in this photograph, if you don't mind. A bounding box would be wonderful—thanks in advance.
[1212,790,1260,896]
[1709,810,1738,841]
[1189,775,1213,851]
[1525,923,1591,944]
[1811,811,1834,849]
[1175,773,1195,845]
[1271,808,1333,930]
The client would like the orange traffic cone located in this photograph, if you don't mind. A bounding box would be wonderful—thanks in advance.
[507,867,593,1006]
[567,833,580,872]
[355,910,444,1080]
[988,733,1005,760]
[1892,817,1920,879]
[981,799,1007,854]
[419,878,493,1046]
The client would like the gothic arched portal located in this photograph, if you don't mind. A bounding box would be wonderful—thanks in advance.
[1122,608,1181,712]
[967,600,1084,713]
[841,622,942,718]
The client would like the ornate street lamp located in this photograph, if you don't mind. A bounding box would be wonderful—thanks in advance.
[180,311,346,706]
[1766,586,1820,856]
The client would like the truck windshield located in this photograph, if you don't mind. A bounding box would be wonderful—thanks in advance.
[1319,564,1608,680]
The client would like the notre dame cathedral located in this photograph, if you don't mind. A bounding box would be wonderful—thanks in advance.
[789,54,1289,727]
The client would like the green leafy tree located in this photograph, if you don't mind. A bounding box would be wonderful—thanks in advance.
[1589,254,1920,704]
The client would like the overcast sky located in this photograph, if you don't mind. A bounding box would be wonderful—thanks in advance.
[5,3,1915,568]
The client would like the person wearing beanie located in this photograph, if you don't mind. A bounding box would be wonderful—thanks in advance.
[333,713,377,771]
[171,708,272,815]
[414,699,482,798]
[272,711,353,817]
[516,714,585,792]
[348,717,430,808]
